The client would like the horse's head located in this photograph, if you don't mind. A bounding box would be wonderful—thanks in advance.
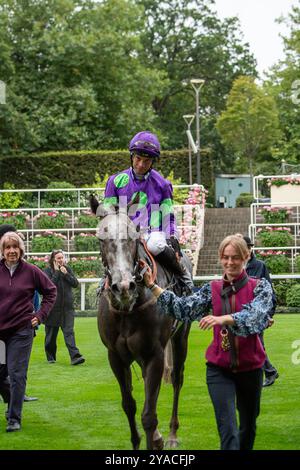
[90,195,140,311]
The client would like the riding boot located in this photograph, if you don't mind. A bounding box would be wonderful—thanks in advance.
[155,246,185,276]
[155,247,193,296]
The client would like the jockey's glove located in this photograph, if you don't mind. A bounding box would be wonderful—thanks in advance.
[168,236,182,257]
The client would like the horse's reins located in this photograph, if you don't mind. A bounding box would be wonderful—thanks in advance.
[138,238,157,285]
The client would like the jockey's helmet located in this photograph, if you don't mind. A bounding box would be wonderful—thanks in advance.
[129,131,160,159]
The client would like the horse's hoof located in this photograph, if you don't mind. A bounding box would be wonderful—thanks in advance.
[165,438,179,449]
[153,437,164,450]
[132,434,142,450]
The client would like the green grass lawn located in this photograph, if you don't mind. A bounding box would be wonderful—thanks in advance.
[1,315,300,450]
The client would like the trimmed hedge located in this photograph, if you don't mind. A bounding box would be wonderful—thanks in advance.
[0,148,212,189]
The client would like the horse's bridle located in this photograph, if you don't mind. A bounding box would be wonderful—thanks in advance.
[101,237,157,291]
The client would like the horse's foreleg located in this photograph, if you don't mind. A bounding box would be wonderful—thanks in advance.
[141,354,164,450]
[108,350,141,450]
[166,324,191,448]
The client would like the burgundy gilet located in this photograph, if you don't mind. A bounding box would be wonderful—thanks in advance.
[205,275,266,372]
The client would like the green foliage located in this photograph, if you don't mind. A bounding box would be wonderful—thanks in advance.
[256,253,290,274]
[73,233,99,252]
[0,211,29,229]
[0,149,212,190]
[264,7,300,163]
[216,76,282,175]
[86,283,100,310]
[76,212,98,228]
[27,256,49,271]
[286,284,300,308]
[0,0,256,173]
[31,233,66,252]
[0,183,25,209]
[68,257,103,278]
[35,211,68,229]
[257,229,293,247]
[1,318,300,450]
[259,206,290,223]
[235,192,254,207]
[295,256,300,273]
[166,171,189,204]
[273,279,298,306]
[42,181,77,208]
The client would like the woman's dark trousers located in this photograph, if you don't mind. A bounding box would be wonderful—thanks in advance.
[45,322,81,362]
[5,327,34,424]
[206,364,263,450]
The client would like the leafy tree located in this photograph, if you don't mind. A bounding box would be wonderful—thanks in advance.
[264,5,300,165]
[0,0,164,153]
[0,0,257,175]
[137,0,257,172]
[216,76,282,176]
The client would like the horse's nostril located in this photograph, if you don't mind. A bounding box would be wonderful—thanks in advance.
[129,281,136,292]
[111,283,120,293]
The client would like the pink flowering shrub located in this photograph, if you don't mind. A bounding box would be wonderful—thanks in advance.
[267,177,300,187]
[33,211,69,229]
[31,231,67,252]
[256,250,290,274]
[257,227,293,247]
[258,206,291,223]
[68,256,103,277]
[72,232,99,251]
[184,184,208,208]
[0,211,30,229]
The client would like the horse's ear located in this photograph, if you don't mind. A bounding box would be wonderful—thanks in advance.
[89,194,99,215]
[127,192,140,210]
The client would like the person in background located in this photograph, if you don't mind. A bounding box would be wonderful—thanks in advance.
[0,232,56,432]
[241,235,279,388]
[103,130,193,293]
[0,224,39,406]
[143,235,274,450]
[43,250,85,366]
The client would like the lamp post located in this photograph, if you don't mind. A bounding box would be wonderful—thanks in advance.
[183,114,195,185]
[190,79,205,185]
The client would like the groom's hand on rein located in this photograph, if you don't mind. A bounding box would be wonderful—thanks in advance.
[139,260,153,287]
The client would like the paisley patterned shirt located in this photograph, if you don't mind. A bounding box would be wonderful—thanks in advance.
[157,277,273,337]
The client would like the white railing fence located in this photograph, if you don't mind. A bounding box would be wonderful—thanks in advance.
[77,274,300,312]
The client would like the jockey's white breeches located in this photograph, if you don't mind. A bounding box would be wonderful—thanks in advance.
[144,231,167,256]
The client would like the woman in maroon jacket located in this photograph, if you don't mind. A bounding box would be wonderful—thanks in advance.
[143,235,274,450]
[0,232,56,432]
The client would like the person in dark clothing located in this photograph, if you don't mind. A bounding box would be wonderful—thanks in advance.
[143,235,274,450]
[0,224,39,407]
[44,250,85,365]
[243,235,279,387]
[0,231,56,432]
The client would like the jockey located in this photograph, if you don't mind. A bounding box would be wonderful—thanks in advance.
[103,130,193,292]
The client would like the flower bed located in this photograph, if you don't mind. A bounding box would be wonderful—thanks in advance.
[31,231,67,252]
[75,210,98,228]
[68,256,103,277]
[33,211,69,229]
[0,211,30,230]
[256,250,290,274]
[27,256,49,271]
[72,233,99,252]
[258,206,291,224]
[257,227,293,247]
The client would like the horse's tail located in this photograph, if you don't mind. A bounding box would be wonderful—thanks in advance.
[163,340,173,383]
